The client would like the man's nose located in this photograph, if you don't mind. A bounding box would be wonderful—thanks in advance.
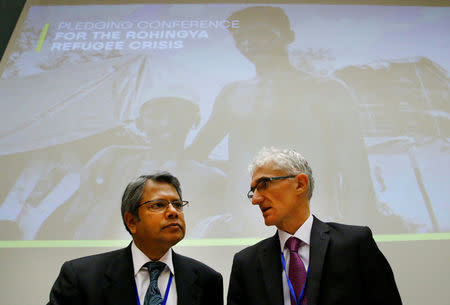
[166,203,179,218]
[251,189,264,205]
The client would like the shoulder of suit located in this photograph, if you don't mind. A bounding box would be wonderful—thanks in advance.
[321,220,373,240]
[65,246,129,267]
[234,235,277,258]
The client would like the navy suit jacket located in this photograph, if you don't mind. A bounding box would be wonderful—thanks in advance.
[227,216,402,305]
[48,244,223,305]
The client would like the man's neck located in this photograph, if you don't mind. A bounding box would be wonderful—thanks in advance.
[278,203,311,235]
[134,240,171,261]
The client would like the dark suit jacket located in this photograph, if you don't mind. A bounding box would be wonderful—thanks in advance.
[227,216,402,305]
[48,244,223,305]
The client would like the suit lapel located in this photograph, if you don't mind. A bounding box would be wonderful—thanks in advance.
[306,216,330,305]
[259,232,284,305]
[173,251,200,305]
[103,244,138,305]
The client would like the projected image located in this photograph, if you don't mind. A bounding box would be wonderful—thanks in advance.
[0,3,449,240]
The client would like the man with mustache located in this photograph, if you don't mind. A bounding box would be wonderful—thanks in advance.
[47,172,223,305]
[227,147,402,305]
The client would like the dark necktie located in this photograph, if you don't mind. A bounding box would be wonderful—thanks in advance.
[143,261,166,305]
[286,237,307,305]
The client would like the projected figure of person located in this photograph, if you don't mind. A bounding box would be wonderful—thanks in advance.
[37,97,227,239]
[186,6,398,234]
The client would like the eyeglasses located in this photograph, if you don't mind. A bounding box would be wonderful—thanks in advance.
[138,199,189,213]
[247,175,296,201]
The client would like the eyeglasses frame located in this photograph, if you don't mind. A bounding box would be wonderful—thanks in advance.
[247,175,296,200]
[138,199,189,212]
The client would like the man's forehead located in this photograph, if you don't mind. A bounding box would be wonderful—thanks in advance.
[143,180,178,196]
[251,164,285,180]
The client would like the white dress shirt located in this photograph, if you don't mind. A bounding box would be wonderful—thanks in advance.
[278,214,313,305]
[132,242,177,305]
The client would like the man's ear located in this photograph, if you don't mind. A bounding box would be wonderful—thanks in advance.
[295,173,309,196]
[124,212,138,235]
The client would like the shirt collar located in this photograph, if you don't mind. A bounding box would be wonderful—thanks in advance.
[131,241,175,276]
[278,214,313,250]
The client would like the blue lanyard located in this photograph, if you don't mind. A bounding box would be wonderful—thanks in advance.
[280,252,308,305]
[136,272,173,305]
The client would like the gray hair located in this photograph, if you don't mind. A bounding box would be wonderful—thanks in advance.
[121,171,182,234]
[248,147,315,199]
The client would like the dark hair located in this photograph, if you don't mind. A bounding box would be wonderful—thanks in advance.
[121,171,182,234]
[136,97,200,131]
[227,6,291,34]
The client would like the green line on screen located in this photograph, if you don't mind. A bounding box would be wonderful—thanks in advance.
[373,233,450,242]
[178,238,263,247]
[35,23,50,52]
[0,233,449,248]
[0,240,129,248]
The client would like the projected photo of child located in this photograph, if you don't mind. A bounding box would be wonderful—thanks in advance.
[186,6,412,235]
[34,96,228,240]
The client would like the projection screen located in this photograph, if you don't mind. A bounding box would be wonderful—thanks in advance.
[0,1,449,304]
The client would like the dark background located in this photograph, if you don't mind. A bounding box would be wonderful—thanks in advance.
[0,0,26,61]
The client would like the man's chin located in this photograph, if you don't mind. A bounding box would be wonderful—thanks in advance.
[263,217,275,227]
[165,232,185,246]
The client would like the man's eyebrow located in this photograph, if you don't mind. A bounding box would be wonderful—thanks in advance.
[251,176,269,189]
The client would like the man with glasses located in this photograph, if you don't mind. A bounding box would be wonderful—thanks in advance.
[227,147,402,305]
[48,172,223,305]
